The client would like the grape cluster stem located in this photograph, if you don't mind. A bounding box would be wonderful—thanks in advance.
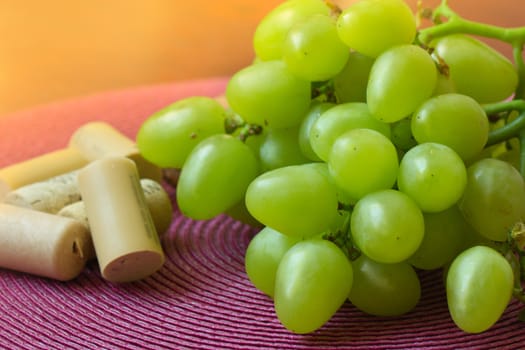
[498,222,525,320]
[419,0,525,100]
[417,0,525,321]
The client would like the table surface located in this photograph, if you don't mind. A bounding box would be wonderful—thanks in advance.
[0,78,524,349]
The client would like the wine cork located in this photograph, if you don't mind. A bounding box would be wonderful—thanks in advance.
[139,178,173,234]
[0,148,89,200]
[0,203,90,281]
[3,171,81,214]
[57,178,173,261]
[69,121,162,181]
[77,156,165,283]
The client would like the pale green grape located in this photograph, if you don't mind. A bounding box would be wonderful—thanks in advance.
[328,129,398,201]
[411,93,489,162]
[298,102,334,161]
[408,206,467,270]
[259,126,310,172]
[176,134,259,220]
[336,0,416,58]
[245,226,300,298]
[245,163,339,238]
[390,117,417,152]
[310,102,391,161]
[225,200,262,227]
[136,96,226,168]
[306,162,356,206]
[459,158,525,241]
[274,239,353,334]
[351,189,424,263]
[496,144,521,171]
[432,72,456,96]
[226,60,311,129]
[333,51,375,103]
[397,143,467,213]
[253,0,330,61]
[431,34,518,103]
[460,219,500,252]
[283,14,350,82]
[349,254,420,316]
[447,245,514,333]
[367,44,438,123]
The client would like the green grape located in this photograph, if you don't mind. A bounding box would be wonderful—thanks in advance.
[459,216,500,252]
[274,239,353,334]
[310,102,391,161]
[351,189,424,263]
[411,93,489,162]
[307,162,356,206]
[336,0,416,58]
[390,117,417,152]
[283,14,350,82]
[176,134,259,220]
[298,102,334,161]
[245,226,300,298]
[458,158,525,242]
[349,254,420,316]
[430,34,518,103]
[245,163,339,238]
[242,128,266,159]
[447,245,514,333]
[367,44,438,123]
[328,129,398,201]
[333,51,375,103]
[432,72,456,96]
[408,206,467,270]
[226,60,311,129]
[136,96,226,168]
[496,145,521,171]
[225,200,262,228]
[259,126,310,172]
[397,143,467,213]
[253,0,330,61]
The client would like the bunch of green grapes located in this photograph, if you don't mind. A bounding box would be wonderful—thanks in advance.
[136,0,525,336]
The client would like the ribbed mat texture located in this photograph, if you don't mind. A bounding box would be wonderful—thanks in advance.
[0,78,524,349]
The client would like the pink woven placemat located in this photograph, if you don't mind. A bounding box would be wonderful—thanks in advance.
[0,78,524,349]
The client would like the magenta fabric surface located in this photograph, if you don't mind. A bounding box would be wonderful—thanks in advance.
[0,78,524,349]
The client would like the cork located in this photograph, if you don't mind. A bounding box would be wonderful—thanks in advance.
[77,156,165,283]
[69,121,162,181]
[0,203,90,281]
[3,171,81,214]
[0,148,88,200]
[139,178,173,234]
[58,178,173,260]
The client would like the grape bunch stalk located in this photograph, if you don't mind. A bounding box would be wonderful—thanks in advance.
[136,0,525,335]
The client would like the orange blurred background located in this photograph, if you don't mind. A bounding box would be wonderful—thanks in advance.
[0,0,522,116]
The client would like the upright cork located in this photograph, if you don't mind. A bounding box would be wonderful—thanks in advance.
[58,178,173,234]
[57,178,173,261]
[77,156,165,283]
[0,148,89,200]
[69,121,162,181]
[0,203,90,281]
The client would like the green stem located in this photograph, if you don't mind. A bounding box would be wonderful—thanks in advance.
[224,115,263,142]
[513,43,525,100]
[419,2,525,46]
[507,224,525,304]
[519,129,525,178]
[484,100,525,150]
[486,111,525,146]
[484,100,525,116]
[237,124,263,142]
